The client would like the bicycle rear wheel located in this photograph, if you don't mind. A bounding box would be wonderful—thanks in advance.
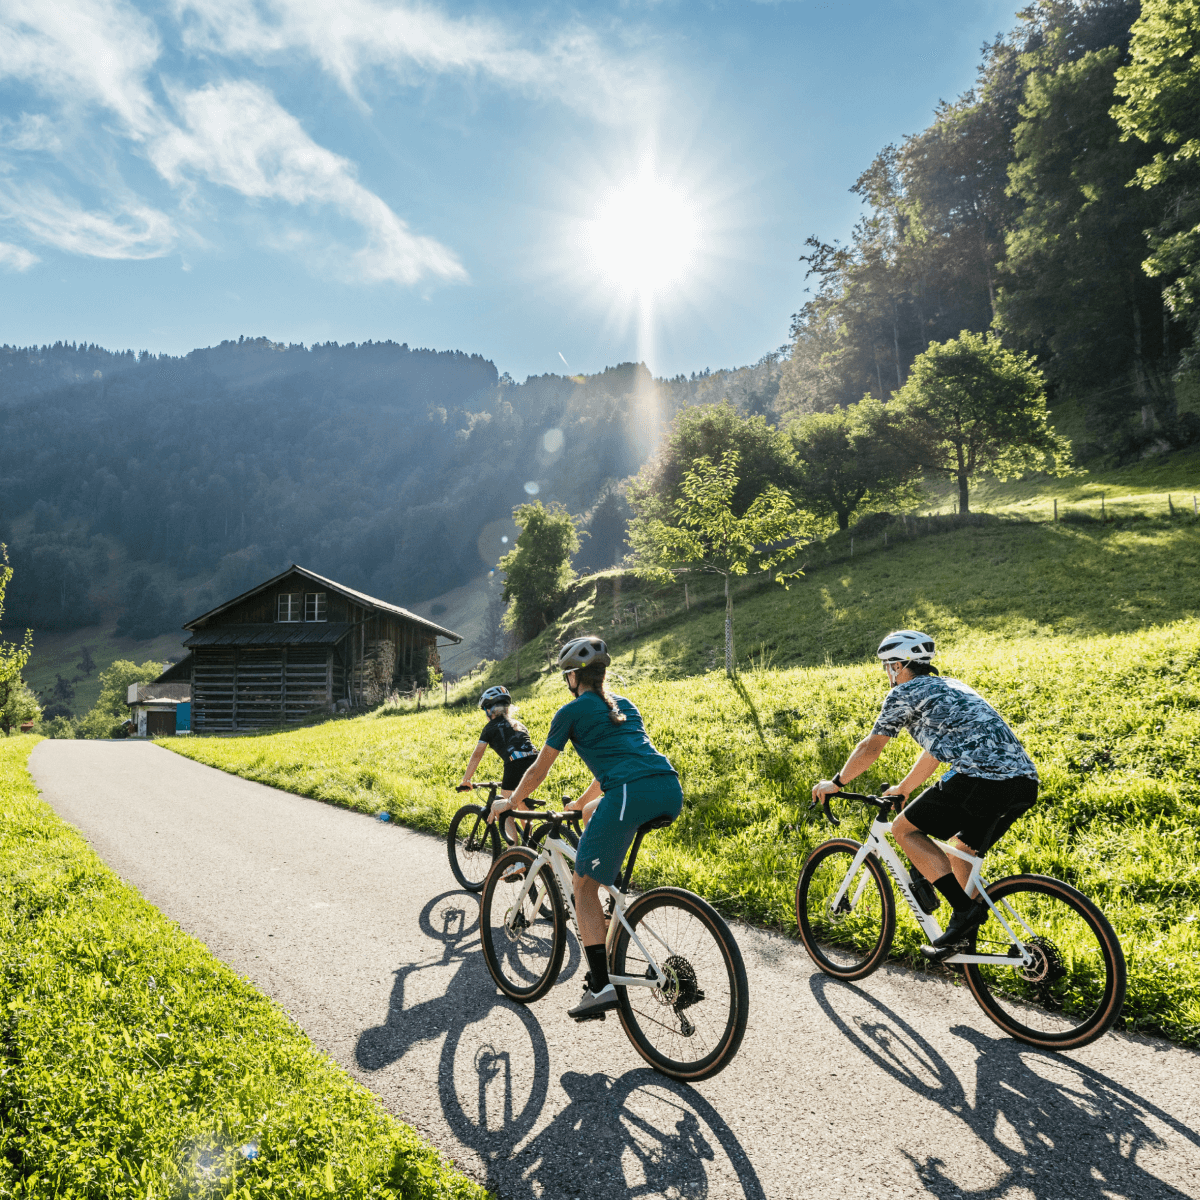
[611,887,749,1082]
[965,874,1126,1051]
[795,838,896,981]
[447,804,500,892]
[480,848,566,1003]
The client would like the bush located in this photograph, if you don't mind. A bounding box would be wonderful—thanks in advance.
[0,735,487,1200]
[77,658,163,739]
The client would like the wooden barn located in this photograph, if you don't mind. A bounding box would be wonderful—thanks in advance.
[172,565,461,733]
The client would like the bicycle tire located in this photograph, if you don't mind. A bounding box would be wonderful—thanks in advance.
[447,804,500,892]
[964,874,1126,1051]
[611,887,749,1082]
[480,847,567,1003]
[796,838,896,981]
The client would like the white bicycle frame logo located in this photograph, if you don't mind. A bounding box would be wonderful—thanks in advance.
[843,811,1036,968]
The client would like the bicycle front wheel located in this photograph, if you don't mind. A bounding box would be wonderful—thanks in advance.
[447,804,500,892]
[965,874,1126,1051]
[795,838,896,980]
[480,848,566,1003]
[611,887,749,1082]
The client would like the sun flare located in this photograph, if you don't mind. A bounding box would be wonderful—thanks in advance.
[585,175,701,299]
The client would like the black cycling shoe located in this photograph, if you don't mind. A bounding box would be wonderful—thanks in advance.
[921,900,987,961]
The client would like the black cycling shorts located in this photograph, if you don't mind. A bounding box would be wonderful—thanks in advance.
[501,755,536,793]
[903,773,1038,855]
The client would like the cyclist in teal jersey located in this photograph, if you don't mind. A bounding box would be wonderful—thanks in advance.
[491,636,683,1019]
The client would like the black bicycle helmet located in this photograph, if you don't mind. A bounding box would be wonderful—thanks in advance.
[557,636,611,672]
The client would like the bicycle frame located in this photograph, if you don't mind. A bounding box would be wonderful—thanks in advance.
[838,813,1036,969]
[503,822,669,991]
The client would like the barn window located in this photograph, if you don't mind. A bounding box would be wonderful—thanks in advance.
[305,592,327,622]
[278,593,302,622]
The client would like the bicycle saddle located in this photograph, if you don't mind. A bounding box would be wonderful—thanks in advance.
[637,814,675,833]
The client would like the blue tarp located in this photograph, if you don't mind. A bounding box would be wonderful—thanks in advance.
[176,702,191,732]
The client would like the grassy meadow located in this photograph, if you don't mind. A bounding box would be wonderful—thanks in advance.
[169,502,1200,1045]
[0,735,487,1200]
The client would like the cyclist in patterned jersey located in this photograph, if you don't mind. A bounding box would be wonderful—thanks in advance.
[812,630,1039,959]
[459,686,539,844]
[491,636,683,1020]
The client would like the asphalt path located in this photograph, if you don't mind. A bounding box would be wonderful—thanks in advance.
[29,740,1200,1200]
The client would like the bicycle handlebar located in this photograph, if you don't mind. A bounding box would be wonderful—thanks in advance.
[807,789,902,827]
[455,782,546,809]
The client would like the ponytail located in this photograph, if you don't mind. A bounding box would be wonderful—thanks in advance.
[576,662,625,724]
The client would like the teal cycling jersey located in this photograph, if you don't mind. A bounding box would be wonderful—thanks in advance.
[544,691,676,793]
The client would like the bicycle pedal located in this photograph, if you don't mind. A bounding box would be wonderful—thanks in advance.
[572,1010,607,1023]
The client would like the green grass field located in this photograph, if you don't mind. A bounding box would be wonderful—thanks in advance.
[0,735,487,1200]
[169,506,1200,1046]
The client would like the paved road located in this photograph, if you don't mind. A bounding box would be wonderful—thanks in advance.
[29,741,1200,1200]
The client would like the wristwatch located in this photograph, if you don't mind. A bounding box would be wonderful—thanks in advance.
[831,774,844,788]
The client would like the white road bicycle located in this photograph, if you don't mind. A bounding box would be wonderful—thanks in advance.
[796,791,1126,1052]
[479,808,749,1082]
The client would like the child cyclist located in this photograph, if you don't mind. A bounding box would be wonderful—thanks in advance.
[459,686,539,844]
[490,636,683,1020]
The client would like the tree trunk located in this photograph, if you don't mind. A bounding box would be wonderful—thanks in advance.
[891,301,903,388]
[958,472,970,515]
[837,510,850,531]
[724,574,734,679]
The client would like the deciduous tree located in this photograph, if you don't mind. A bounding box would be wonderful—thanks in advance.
[628,452,810,677]
[499,502,580,642]
[894,331,1071,513]
[787,398,918,531]
[0,544,34,736]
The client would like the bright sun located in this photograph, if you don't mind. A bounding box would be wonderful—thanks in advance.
[585,175,701,299]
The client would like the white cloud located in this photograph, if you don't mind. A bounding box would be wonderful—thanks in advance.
[0,183,175,258]
[0,241,39,270]
[153,80,465,284]
[0,113,64,154]
[0,0,162,138]
[174,0,655,121]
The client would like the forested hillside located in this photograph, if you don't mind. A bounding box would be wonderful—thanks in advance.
[780,0,1200,462]
[0,338,778,687]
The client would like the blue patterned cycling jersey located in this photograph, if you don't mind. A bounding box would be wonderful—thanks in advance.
[870,675,1038,781]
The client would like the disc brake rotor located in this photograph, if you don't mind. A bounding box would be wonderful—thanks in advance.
[1017,935,1065,986]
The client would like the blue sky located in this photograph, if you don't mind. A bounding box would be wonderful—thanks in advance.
[0,0,1016,380]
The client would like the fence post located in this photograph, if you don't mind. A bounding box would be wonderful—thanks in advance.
[1101,493,1105,522]
[1194,495,1197,516]
[1168,494,1175,517]
[1053,498,1058,523]
[684,583,690,610]
[444,677,448,705]
[850,537,855,557]
[884,530,888,547]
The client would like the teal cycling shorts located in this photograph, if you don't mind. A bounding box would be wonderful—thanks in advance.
[575,772,683,885]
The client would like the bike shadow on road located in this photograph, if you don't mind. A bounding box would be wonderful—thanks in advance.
[356,889,763,1199]
[809,974,1198,1199]
[356,890,586,1141]
[492,1067,766,1200]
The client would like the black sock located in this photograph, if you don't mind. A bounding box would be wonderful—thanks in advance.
[933,873,972,912]
[584,943,610,992]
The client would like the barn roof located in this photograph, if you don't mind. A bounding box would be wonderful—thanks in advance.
[183,564,462,642]
[184,623,356,648]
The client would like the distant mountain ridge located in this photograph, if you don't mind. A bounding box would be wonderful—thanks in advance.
[1,337,779,653]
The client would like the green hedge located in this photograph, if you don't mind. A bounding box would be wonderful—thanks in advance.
[0,735,489,1200]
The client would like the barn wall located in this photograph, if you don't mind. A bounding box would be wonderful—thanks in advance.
[191,646,336,731]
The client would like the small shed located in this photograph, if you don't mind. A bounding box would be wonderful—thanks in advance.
[126,682,192,738]
[176,564,461,733]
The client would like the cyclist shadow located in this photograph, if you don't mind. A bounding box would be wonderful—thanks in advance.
[498,1067,766,1200]
[355,889,581,1157]
[809,974,1198,1199]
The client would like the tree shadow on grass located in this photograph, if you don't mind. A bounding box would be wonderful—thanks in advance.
[808,973,1198,1199]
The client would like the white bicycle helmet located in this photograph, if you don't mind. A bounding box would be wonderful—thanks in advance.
[479,685,512,710]
[876,630,936,664]
[557,636,610,672]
